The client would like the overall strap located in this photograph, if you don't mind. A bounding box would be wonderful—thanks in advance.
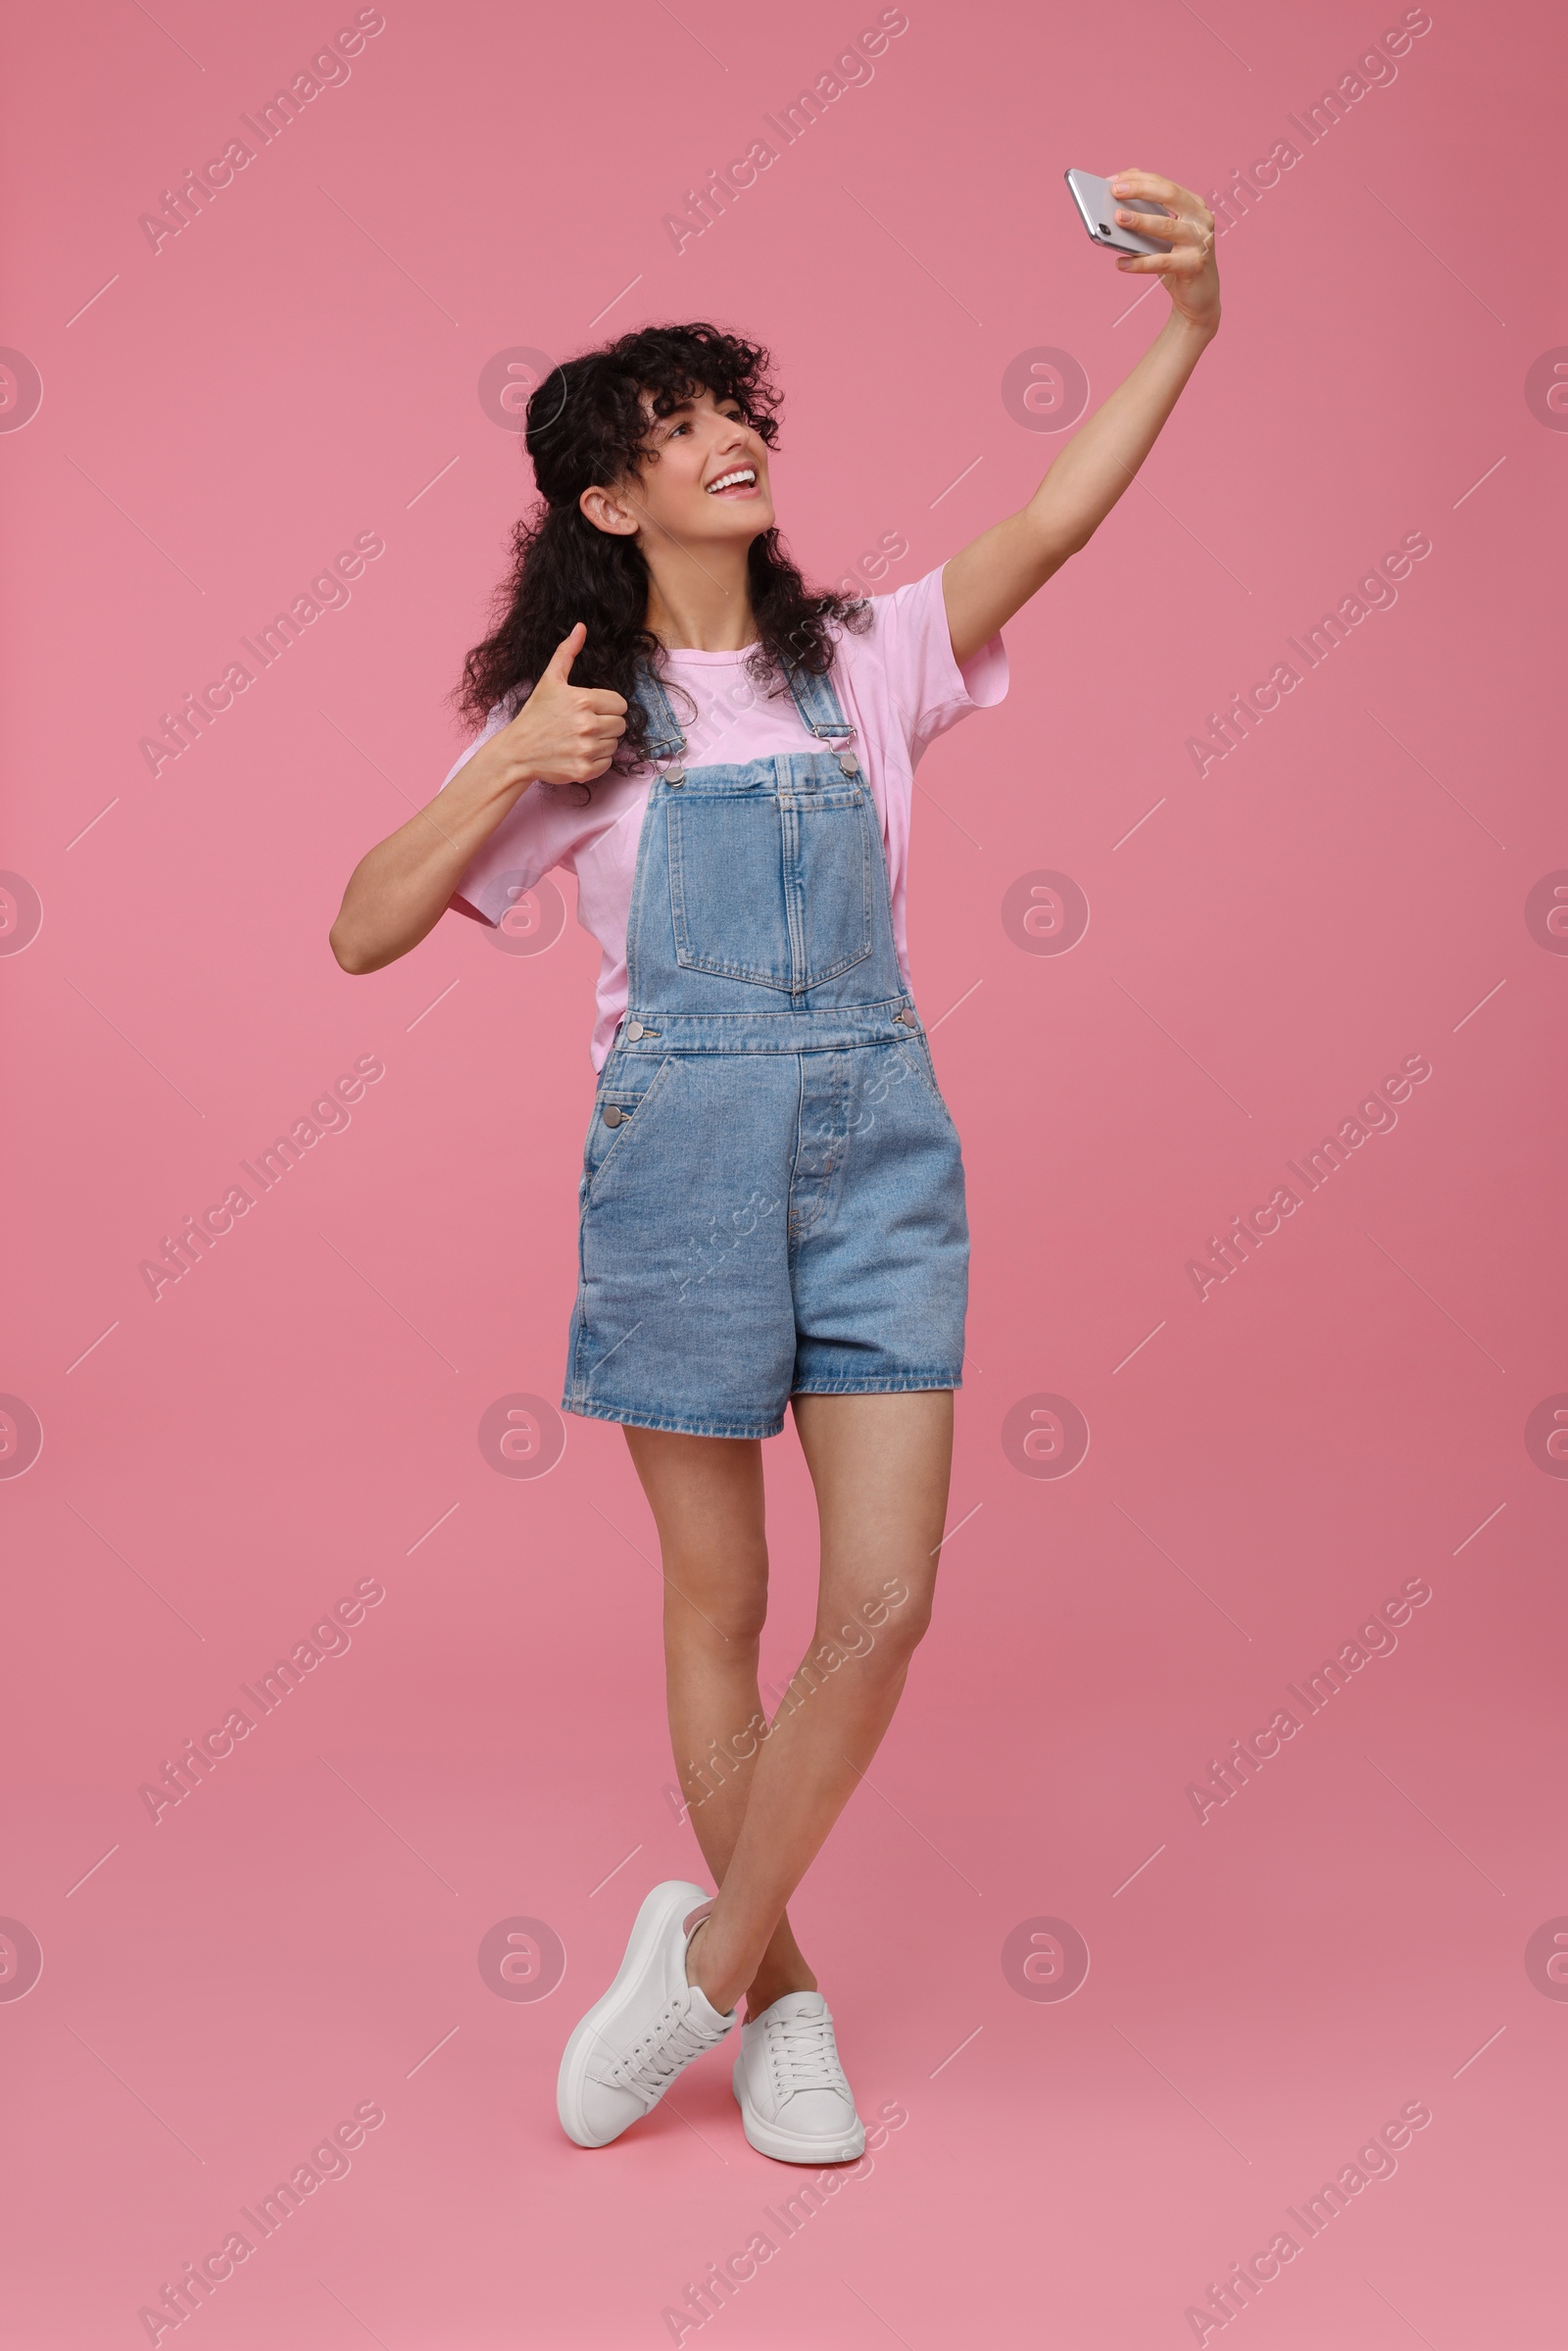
[629,661,688,762]
[782,658,855,743]
[629,649,857,764]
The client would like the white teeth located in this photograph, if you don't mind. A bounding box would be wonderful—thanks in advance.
[707,468,756,493]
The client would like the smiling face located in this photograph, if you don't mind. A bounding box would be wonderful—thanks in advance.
[581,384,775,552]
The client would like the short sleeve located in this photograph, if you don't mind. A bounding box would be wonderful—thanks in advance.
[438,687,580,926]
[860,564,1008,767]
[439,688,652,929]
[437,696,516,797]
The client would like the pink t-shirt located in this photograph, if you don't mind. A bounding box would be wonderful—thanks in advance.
[441,563,1008,1068]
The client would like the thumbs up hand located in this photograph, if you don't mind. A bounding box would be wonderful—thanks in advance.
[497,624,628,785]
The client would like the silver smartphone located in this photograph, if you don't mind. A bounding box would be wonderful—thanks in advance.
[1064,169,1170,257]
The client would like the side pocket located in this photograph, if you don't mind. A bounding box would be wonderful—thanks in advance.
[897,1040,959,1131]
[583,1054,678,1198]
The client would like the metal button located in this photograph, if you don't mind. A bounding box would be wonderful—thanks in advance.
[602,1103,624,1127]
[898,1008,919,1027]
[837,752,860,776]
[664,765,685,787]
[626,1020,644,1040]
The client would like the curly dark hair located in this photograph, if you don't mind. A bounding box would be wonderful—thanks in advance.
[455,321,870,772]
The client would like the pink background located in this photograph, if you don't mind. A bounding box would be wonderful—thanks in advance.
[4,1,1565,2343]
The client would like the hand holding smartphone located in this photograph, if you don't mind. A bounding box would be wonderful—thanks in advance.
[1064,170,1172,256]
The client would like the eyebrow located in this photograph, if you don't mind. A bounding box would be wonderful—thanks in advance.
[656,393,740,433]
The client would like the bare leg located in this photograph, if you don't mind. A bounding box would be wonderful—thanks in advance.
[681,1391,953,2018]
[622,1426,816,2018]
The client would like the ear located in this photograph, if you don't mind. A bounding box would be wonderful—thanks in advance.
[578,483,641,538]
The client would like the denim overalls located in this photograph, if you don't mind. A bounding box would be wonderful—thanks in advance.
[562,656,967,1440]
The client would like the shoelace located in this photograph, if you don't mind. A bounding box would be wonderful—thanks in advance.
[763,2009,851,2097]
[602,1997,723,2101]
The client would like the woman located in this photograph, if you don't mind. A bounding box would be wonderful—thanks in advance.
[331,168,1219,2163]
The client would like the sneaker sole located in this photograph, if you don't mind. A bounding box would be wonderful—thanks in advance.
[556,1881,710,2148]
[732,2058,867,2166]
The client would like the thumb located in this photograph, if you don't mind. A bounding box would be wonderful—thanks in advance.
[543,621,586,682]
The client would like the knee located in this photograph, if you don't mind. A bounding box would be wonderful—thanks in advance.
[870,1593,932,1673]
[817,1587,932,1681]
[666,1583,768,1657]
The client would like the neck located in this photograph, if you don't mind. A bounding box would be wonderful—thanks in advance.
[642,535,758,654]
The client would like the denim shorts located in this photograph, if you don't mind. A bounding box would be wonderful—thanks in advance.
[563,1035,968,1440]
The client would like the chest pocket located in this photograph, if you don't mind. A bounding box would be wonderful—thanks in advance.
[667,780,873,994]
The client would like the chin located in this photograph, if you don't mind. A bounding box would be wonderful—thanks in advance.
[696,497,773,532]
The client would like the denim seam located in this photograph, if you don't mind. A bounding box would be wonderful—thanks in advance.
[790,1373,963,1396]
[615,1005,908,1032]
[562,1395,787,1441]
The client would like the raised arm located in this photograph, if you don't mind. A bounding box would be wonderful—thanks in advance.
[943,170,1221,668]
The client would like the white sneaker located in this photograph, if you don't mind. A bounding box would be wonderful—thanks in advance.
[557,1881,736,2148]
[731,1990,865,2164]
